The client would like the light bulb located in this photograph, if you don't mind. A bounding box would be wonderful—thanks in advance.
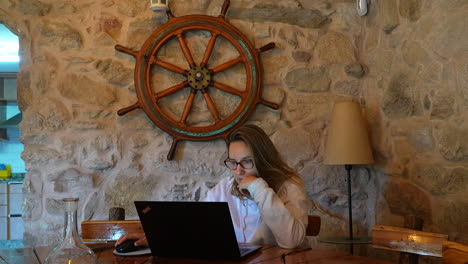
[150,0,169,11]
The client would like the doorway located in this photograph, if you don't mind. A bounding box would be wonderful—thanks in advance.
[0,23,24,246]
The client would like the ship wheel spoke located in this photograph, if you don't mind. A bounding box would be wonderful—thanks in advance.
[180,89,197,124]
[211,56,243,74]
[200,31,219,67]
[154,81,189,101]
[212,81,244,97]
[219,0,230,18]
[201,88,221,122]
[153,59,188,75]
[177,32,196,68]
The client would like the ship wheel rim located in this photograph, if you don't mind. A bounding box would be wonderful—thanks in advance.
[135,15,262,140]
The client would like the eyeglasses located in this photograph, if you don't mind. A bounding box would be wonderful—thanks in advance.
[224,158,254,170]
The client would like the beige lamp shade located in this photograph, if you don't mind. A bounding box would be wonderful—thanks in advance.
[324,101,374,165]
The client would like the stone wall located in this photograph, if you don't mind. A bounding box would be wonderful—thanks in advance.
[1,0,467,261]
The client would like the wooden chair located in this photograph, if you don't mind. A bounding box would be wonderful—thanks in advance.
[442,241,468,264]
[81,220,143,242]
[306,215,321,236]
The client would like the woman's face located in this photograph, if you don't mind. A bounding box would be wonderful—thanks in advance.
[228,141,259,184]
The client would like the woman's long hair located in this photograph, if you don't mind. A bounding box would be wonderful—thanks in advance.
[228,124,304,199]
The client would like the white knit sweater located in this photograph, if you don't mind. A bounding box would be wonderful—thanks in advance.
[204,176,308,249]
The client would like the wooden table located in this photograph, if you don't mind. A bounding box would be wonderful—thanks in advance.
[0,243,392,264]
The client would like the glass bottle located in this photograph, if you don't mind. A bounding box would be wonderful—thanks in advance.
[44,198,98,264]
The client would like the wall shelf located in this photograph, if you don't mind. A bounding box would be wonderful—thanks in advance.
[0,73,17,78]
[0,74,19,138]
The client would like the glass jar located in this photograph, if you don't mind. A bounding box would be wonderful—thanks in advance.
[44,198,98,264]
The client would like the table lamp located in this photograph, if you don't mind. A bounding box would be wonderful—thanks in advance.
[323,101,374,254]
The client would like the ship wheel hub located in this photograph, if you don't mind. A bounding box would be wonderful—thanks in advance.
[187,66,211,90]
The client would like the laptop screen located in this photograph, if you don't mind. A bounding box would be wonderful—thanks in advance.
[134,201,259,260]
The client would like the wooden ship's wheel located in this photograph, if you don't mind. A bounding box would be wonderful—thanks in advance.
[116,0,278,160]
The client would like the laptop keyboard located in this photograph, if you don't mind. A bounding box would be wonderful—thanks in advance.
[239,246,251,255]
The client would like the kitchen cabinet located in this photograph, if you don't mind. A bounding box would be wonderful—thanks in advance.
[0,72,25,176]
[0,73,20,139]
[0,181,23,240]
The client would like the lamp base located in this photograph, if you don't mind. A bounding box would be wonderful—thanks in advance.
[319,236,372,245]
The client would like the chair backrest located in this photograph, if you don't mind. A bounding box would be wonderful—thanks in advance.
[81,220,143,241]
[372,225,448,257]
[442,241,468,264]
[306,215,321,236]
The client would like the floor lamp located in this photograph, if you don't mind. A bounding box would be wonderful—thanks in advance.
[323,101,374,255]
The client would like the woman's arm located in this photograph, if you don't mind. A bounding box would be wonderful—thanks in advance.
[245,178,308,249]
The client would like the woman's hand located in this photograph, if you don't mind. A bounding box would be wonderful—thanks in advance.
[240,175,258,186]
[237,175,258,195]
[115,233,148,247]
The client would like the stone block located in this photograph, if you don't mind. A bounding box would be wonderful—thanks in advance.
[271,125,321,166]
[398,0,422,22]
[37,22,82,51]
[48,169,94,193]
[430,93,455,119]
[383,178,431,222]
[402,41,430,68]
[291,50,312,63]
[285,93,333,121]
[434,124,468,161]
[411,164,468,195]
[228,5,330,28]
[285,67,331,93]
[95,59,133,86]
[332,80,361,97]
[316,32,355,64]
[115,1,148,17]
[381,72,420,119]
[17,0,51,16]
[344,63,365,79]
[59,74,117,106]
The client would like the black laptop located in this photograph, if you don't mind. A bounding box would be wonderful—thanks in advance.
[134,201,262,260]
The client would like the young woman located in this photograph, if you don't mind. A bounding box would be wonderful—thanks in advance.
[116,124,308,249]
[204,124,308,249]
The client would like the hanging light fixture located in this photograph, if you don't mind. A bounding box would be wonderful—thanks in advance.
[150,0,169,11]
[357,0,369,16]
